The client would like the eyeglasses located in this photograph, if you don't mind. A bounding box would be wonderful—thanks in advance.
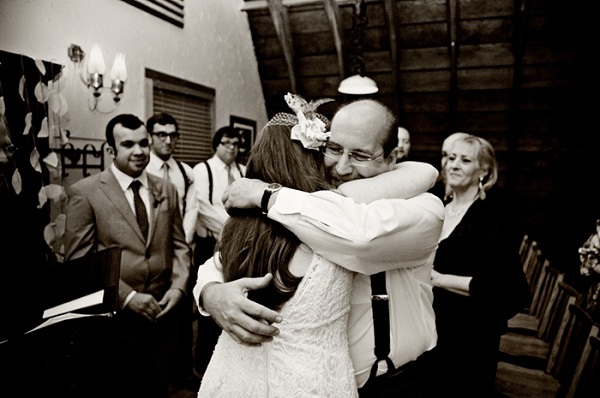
[151,132,180,141]
[220,140,240,148]
[1,143,16,155]
[323,144,384,167]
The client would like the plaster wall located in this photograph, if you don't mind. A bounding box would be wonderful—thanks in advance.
[0,0,268,143]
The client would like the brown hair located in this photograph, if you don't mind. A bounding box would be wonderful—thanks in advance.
[219,122,333,309]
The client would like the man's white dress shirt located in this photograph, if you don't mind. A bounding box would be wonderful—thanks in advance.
[194,188,444,388]
[146,152,193,215]
[183,155,246,244]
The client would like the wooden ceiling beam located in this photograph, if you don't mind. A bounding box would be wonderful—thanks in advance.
[382,0,400,118]
[507,0,530,192]
[322,0,346,80]
[446,0,460,132]
[267,0,298,93]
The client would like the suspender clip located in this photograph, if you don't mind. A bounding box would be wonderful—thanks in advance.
[370,294,389,301]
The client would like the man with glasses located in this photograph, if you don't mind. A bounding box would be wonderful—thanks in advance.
[183,125,246,378]
[146,112,194,216]
[196,99,444,397]
[145,112,199,391]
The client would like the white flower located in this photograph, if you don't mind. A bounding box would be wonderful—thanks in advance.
[290,110,330,150]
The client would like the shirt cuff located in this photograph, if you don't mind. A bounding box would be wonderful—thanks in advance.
[122,290,137,309]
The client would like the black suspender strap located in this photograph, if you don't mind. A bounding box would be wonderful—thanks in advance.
[366,271,396,383]
[203,161,213,205]
[234,162,244,177]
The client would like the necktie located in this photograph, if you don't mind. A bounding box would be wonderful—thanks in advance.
[162,162,170,181]
[227,164,235,186]
[130,180,149,240]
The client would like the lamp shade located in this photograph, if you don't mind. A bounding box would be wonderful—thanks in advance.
[87,44,106,75]
[338,74,379,95]
[110,53,127,81]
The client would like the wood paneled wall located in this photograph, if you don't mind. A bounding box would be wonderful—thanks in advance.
[243,0,597,268]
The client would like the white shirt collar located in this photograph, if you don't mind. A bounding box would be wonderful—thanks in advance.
[211,154,233,170]
[149,151,177,170]
[110,163,149,192]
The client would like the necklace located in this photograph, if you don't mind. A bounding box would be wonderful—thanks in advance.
[446,202,471,218]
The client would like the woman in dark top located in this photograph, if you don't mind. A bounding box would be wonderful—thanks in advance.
[429,134,530,397]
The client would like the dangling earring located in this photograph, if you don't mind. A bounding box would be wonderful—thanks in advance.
[477,176,485,199]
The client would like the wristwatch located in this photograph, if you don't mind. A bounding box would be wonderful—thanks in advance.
[261,183,282,214]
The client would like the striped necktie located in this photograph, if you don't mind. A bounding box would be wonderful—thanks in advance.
[162,162,170,181]
[227,164,235,186]
[130,180,149,240]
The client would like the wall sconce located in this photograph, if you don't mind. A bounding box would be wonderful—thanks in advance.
[338,0,379,95]
[68,43,128,111]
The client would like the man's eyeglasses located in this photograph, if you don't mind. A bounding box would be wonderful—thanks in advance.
[1,143,16,155]
[220,140,240,148]
[322,144,384,167]
[151,132,180,141]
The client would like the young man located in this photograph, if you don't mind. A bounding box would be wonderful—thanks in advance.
[197,100,444,397]
[64,114,190,398]
[182,125,246,376]
[145,112,194,215]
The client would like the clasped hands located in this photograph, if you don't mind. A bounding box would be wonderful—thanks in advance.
[126,288,183,322]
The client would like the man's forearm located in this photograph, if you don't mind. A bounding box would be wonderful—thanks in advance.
[193,255,224,315]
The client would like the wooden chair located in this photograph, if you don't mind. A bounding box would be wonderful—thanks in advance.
[539,281,584,343]
[524,243,545,298]
[547,303,595,388]
[508,260,563,334]
[500,280,582,371]
[495,360,561,397]
[519,233,531,265]
[566,326,600,398]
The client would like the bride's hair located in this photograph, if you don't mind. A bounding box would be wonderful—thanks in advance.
[219,122,333,310]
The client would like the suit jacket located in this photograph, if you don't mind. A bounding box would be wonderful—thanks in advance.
[64,167,190,305]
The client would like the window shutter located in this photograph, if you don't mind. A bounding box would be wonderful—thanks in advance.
[121,0,185,28]
[148,69,215,167]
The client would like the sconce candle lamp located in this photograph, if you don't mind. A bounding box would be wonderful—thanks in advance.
[87,44,106,96]
[69,43,127,109]
[110,53,127,102]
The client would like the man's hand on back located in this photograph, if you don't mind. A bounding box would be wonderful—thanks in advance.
[201,273,283,346]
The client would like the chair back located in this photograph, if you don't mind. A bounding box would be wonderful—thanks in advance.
[567,327,600,398]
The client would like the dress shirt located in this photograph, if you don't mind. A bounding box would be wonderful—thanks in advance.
[183,155,246,243]
[194,188,444,388]
[146,152,193,214]
[110,163,152,228]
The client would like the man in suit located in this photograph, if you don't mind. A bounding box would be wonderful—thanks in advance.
[64,114,190,398]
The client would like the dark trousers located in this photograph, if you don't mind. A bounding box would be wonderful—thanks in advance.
[192,234,221,375]
[358,350,433,398]
[111,309,181,398]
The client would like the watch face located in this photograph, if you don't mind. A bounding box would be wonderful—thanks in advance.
[267,183,282,191]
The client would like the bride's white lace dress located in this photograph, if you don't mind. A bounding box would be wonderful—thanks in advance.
[198,253,358,397]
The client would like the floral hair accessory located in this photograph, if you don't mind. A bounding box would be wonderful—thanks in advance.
[284,92,334,150]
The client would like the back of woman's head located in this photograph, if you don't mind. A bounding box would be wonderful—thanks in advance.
[245,123,330,192]
[219,120,332,309]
